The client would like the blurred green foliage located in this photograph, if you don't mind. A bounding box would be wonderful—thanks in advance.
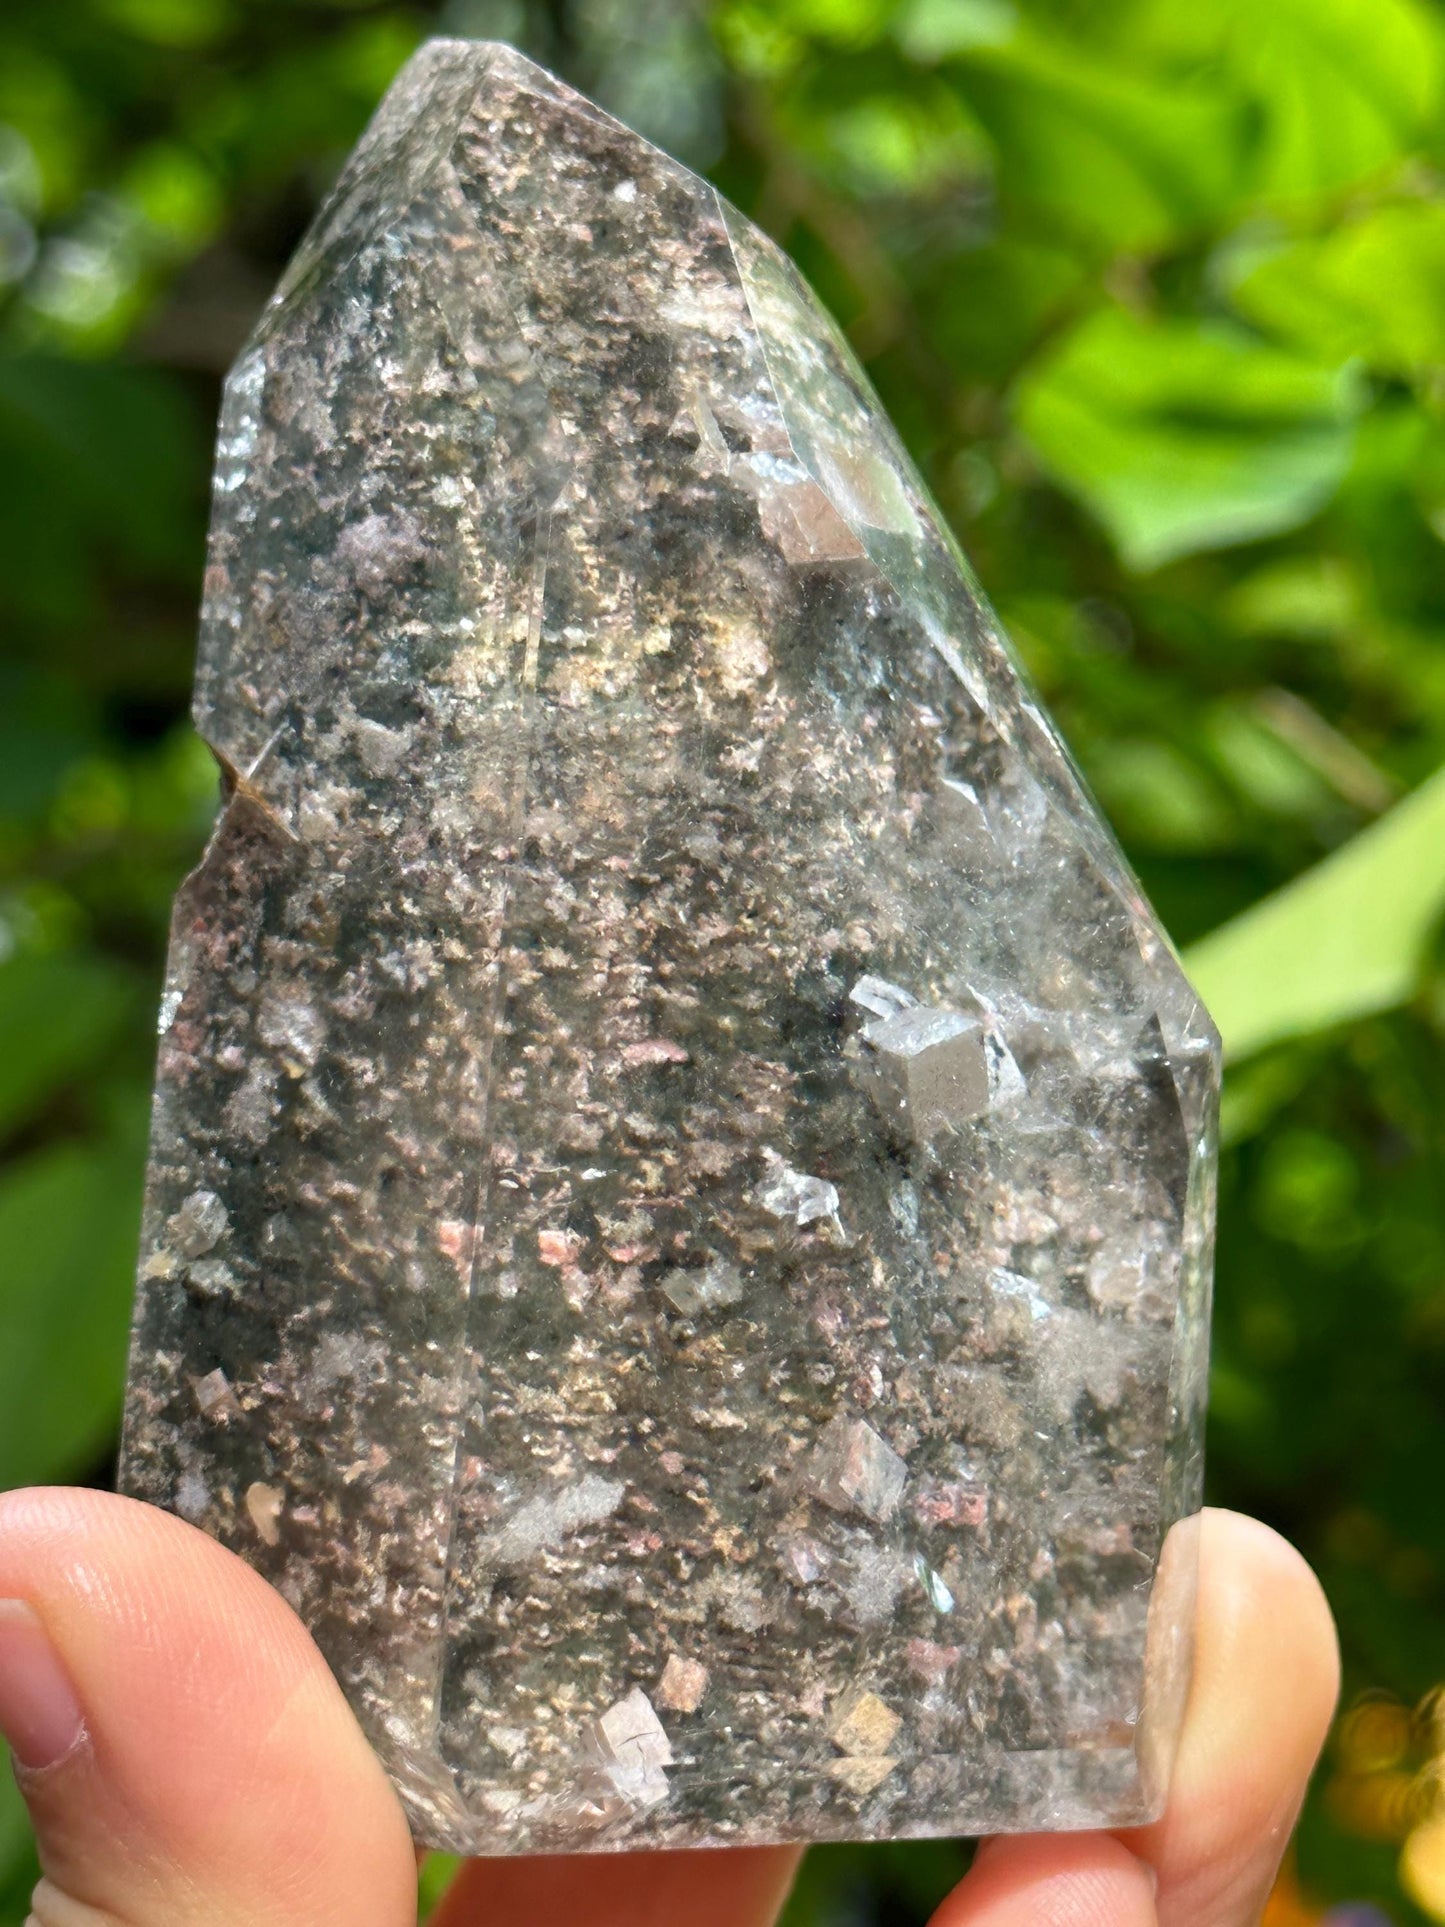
[2,0,1445,1920]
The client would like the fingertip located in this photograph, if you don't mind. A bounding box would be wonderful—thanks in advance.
[930,1834,1157,1927]
[1185,1508,1340,1789]
[1119,1507,1339,1925]
[0,1487,417,1927]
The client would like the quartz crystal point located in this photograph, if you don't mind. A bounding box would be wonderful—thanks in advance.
[120,39,1219,1855]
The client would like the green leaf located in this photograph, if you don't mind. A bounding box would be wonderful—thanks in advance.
[0,1136,144,1489]
[0,1766,37,1927]
[895,0,1017,61]
[1021,0,1445,209]
[947,27,1245,251]
[1225,0,1445,204]
[418,1855,462,1919]
[922,235,1086,381]
[0,953,134,1141]
[1014,307,1362,569]
[1232,201,1445,377]
[0,1772,28,1898]
[0,356,205,627]
[1184,762,1445,1059]
[0,665,97,821]
[1221,556,1361,641]
[787,67,992,197]
[1091,738,1237,852]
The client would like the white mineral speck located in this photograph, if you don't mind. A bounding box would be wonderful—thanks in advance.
[486,1723,528,1761]
[842,1544,914,1624]
[257,994,327,1070]
[352,718,417,778]
[174,1470,210,1521]
[779,1534,829,1585]
[223,1060,279,1143]
[307,1330,387,1389]
[166,1187,228,1258]
[491,1474,625,1564]
[984,1026,1027,1106]
[755,1150,841,1229]
[990,1267,1052,1322]
[592,1687,673,1809]
[187,1258,236,1298]
[848,975,918,1021]
[914,1555,955,1614]
[659,1255,745,1317]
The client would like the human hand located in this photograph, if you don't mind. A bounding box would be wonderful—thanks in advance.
[0,1492,1336,1927]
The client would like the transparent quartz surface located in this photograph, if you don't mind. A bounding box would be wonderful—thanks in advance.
[120,39,1218,1856]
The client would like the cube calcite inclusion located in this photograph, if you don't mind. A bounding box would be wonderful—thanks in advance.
[120,39,1218,1855]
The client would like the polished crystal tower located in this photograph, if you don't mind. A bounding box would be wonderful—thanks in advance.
[120,41,1218,1855]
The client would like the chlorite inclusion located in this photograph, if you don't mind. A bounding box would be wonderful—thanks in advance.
[120,39,1218,1856]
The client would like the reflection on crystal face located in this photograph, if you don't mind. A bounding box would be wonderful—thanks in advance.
[120,39,1218,1855]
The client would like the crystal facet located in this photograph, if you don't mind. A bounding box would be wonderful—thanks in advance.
[120,40,1218,1855]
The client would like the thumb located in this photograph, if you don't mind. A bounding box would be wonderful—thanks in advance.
[0,1487,417,1927]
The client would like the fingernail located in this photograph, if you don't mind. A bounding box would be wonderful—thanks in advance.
[0,1601,85,1770]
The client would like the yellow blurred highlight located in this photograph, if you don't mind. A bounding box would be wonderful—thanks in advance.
[1422,1687,1445,1755]
[1319,1685,1445,1920]
[1337,1693,1413,1773]
[1402,1814,1445,1922]
[1326,1769,1429,1843]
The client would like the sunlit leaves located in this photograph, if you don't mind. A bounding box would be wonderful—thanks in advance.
[894,0,1016,61]
[1222,555,1363,643]
[1112,0,1445,208]
[713,2,807,79]
[1234,201,1445,378]
[1090,737,1237,854]
[1186,764,1445,1059]
[1014,308,1362,568]
[808,83,989,195]
[122,141,222,249]
[771,53,992,201]
[945,26,1247,251]
[1223,0,1445,206]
